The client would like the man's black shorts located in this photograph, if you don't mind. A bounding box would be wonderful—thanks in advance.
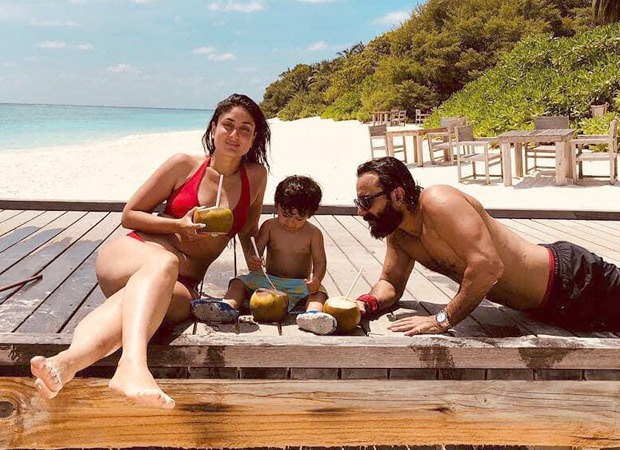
[532,241,620,331]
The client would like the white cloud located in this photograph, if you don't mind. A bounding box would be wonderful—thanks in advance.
[373,10,410,27]
[106,63,143,75]
[35,40,93,50]
[208,1,264,13]
[307,41,327,51]
[130,0,155,3]
[208,52,235,61]
[236,66,255,73]
[30,19,79,27]
[192,46,216,55]
[36,40,67,49]
[296,0,337,3]
[193,46,234,61]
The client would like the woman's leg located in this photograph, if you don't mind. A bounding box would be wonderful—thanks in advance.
[31,235,192,408]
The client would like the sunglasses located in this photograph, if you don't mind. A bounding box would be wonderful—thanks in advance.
[354,190,388,210]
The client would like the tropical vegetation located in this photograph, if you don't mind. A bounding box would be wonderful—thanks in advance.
[426,23,620,135]
[260,0,592,121]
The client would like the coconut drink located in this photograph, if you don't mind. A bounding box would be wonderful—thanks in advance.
[250,288,289,322]
[324,296,361,333]
[193,206,233,234]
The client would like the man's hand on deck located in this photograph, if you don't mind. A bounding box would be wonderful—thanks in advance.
[388,315,445,336]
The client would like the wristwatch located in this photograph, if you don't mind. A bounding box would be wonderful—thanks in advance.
[435,309,451,331]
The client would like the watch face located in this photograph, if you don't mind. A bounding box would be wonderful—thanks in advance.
[436,311,447,323]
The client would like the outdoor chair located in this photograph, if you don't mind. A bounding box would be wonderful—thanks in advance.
[454,125,502,184]
[414,108,430,125]
[590,103,609,118]
[368,124,407,163]
[426,117,467,165]
[569,118,618,184]
[390,109,407,126]
[525,115,570,173]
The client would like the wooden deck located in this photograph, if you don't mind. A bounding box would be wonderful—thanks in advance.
[1,203,619,448]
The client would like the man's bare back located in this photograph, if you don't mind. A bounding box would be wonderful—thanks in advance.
[392,187,550,311]
[355,157,620,334]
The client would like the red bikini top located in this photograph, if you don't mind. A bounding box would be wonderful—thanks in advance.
[163,156,250,237]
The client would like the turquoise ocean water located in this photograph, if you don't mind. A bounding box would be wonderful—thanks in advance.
[0,103,214,151]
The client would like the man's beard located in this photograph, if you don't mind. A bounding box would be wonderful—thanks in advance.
[364,202,403,239]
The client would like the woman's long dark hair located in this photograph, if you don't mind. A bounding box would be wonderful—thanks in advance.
[202,93,271,170]
[357,157,423,211]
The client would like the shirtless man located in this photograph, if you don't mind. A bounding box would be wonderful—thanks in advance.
[193,175,337,335]
[353,157,620,334]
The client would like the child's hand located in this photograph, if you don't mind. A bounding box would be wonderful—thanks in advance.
[247,254,263,272]
[305,277,320,294]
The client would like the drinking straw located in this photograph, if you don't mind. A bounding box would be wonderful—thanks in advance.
[250,236,278,290]
[345,266,364,299]
[215,174,224,208]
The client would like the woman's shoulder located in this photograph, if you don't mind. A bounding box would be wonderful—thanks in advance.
[158,153,205,176]
[243,161,267,178]
[165,152,204,167]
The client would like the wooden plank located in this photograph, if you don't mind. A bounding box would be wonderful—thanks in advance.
[313,215,373,297]
[548,218,620,254]
[3,201,620,221]
[61,286,106,334]
[0,211,107,304]
[0,209,24,224]
[0,212,118,331]
[60,217,128,333]
[0,210,52,249]
[0,378,618,448]
[574,219,620,240]
[2,333,619,370]
[520,219,620,265]
[0,211,84,275]
[17,251,99,333]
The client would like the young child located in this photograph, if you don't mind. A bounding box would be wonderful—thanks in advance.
[192,175,337,335]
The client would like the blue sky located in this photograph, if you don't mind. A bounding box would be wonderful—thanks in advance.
[0,0,422,109]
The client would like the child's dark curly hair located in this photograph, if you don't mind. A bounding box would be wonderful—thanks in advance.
[274,175,322,217]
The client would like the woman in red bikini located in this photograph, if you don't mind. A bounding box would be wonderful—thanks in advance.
[29,94,270,409]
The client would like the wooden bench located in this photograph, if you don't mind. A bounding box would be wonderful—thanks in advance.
[1,201,619,448]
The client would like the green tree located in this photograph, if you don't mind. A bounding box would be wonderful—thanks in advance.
[260,0,592,121]
[593,0,620,24]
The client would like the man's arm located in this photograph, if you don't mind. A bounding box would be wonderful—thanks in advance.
[390,188,504,335]
[357,233,415,316]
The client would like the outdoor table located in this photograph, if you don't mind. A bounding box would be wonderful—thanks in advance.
[386,127,447,167]
[497,129,576,186]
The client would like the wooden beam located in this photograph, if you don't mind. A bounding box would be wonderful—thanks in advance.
[1,199,620,220]
[1,378,618,448]
[2,333,620,370]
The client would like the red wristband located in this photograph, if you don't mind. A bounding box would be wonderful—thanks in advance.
[357,294,379,316]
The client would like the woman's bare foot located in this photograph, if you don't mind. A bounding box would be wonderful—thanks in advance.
[30,356,71,399]
[109,361,175,409]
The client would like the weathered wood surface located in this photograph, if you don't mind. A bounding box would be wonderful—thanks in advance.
[2,332,620,370]
[0,209,619,373]
[1,378,619,449]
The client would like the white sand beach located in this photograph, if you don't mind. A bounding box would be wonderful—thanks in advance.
[1,116,619,211]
